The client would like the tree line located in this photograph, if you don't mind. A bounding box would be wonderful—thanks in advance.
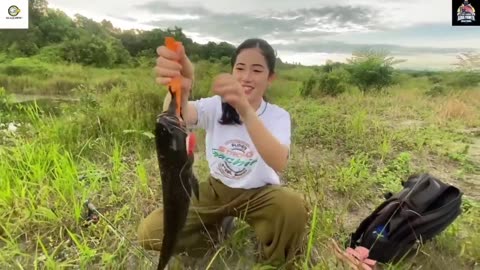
[0,0,239,68]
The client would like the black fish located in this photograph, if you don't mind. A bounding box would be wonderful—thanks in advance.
[154,88,200,270]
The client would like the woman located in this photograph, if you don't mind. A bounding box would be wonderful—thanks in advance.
[138,38,308,268]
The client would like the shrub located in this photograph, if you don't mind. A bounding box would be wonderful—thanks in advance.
[346,49,403,93]
[299,75,317,97]
[1,58,53,78]
[425,84,448,97]
[317,68,350,96]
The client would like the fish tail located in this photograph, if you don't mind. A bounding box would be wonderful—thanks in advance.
[157,217,183,270]
[157,254,168,270]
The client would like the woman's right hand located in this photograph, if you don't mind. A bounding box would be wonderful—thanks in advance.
[155,44,194,95]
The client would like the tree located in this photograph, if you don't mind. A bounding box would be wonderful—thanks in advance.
[37,9,78,45]
[317,67,350,96]
[0,1,241,67]
[61,35,116,67]
[346,49,405,93]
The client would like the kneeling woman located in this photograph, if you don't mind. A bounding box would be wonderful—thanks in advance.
[138,38,309,268]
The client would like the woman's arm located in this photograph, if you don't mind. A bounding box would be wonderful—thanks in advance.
[239,106,289,173]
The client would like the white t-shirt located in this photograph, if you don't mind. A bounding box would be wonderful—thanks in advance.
[191,95,291,189]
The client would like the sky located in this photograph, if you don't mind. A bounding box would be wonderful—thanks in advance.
[47,0,480,70]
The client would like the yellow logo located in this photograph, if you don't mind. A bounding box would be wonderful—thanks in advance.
[8,5,21,17]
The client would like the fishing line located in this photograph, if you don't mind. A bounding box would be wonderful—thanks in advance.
[365,176,425,251]
[178,150,231,269]
[84,200,156,264]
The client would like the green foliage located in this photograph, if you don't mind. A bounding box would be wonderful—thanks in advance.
[321,60,347,73]
[425,84,448,97]
[61,36,118,68]
[36,9,79,45]
[31,44,65,63]
[444,71,480,88]
[299,75,316,97]
[191,60,230,99]
[428,75,443,84]
[268,79,300,102]
[280,66,315,82]
[317,67,350,96]
[0,87,13,113]
[1,66,480,269]
[0,5,239,68]
[346,49,403,93]
[7,41,40,57]
[1,58,52,78]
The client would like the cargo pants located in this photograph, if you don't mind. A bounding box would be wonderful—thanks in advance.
[137,176,309,268]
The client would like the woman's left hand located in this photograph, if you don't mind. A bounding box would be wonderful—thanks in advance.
[212,73,250,116]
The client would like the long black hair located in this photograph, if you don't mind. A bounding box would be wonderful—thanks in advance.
[218,38,276,125]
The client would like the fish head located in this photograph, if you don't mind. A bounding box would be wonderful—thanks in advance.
[155,112,188,160]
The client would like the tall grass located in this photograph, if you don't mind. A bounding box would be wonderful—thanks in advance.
[0,61,479,269]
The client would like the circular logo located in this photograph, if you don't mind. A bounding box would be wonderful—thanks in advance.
[215,140,257,180]
[8,5,21,16]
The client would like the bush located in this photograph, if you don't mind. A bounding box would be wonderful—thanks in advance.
[317,68,350,96]
[428,75,443,84]
[0,87,13,111]
[0,53,9,64]
[425,84,448,97]
[60,35,132,68]
[347,58,394,93]
[31,45,65,63]
[299,75,316,97]
[7,41,39,57]
[1,58,53,78]
[445,71,480,89]
[346,49,401,93]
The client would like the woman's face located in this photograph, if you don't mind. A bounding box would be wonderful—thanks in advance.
[232,47,275,106]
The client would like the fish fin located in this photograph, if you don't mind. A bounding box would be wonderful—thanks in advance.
[190,175,200,201]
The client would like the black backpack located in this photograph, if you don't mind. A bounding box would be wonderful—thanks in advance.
[348,173,463,264]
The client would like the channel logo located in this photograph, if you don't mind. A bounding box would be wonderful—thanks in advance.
[1,0,29,29]
[453,0,479,26]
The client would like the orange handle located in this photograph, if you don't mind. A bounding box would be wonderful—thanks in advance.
[165,37,183,118]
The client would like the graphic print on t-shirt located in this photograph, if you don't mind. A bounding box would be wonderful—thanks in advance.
[212,139,258,180]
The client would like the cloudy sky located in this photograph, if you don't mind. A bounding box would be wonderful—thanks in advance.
[48,0,480,70]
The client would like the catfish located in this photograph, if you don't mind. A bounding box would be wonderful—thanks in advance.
[154,86,200,270]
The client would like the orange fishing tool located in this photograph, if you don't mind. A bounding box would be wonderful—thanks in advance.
[165,37,183,118]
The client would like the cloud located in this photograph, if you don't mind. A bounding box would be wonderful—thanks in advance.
[55,0,470,61]
[135,1,211,16]
[106,14,137,22]
[273,39,472,56]
[132,0,380,43]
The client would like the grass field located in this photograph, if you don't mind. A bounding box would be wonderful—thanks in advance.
[0,60,479,269]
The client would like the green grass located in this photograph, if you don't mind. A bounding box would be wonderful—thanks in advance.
[0,60,479,269]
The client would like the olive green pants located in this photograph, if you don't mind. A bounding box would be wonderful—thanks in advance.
[137,176,308,268]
